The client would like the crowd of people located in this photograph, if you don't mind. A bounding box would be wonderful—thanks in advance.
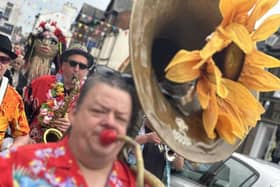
[1,0,280,185]
[0,20,180,186]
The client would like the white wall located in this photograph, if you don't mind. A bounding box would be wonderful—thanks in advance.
[94,29,129,70]
[249,122,277,159]
[0,0,24,27]
[34,3,78,47]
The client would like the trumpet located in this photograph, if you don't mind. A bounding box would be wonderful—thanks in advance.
[158,144,177,162]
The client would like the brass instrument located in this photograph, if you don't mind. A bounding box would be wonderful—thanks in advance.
[54,76,80,119]
[158,144,177,162]
[129,0,252,163]
[43,128,63,143]
[43,76,80,143]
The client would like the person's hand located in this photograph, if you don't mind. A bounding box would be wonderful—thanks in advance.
[28,138,36,144]
[50,117,71,133]
[8,134,30,150]
[145,132,161,144]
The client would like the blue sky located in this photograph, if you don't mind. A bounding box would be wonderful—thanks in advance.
[18,0,280,33]
[18,0,110,33]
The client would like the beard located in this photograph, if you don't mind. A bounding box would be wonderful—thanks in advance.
[26,39,59,83]
[27,56,52,83]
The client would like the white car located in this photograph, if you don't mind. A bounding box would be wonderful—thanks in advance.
[171,153,280,187]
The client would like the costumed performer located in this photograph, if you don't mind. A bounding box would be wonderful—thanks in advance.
[23,20,66,84]
[0,34,30,151]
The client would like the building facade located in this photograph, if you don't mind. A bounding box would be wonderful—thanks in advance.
[32,2,78,46]
[0,0,24,40]
[243,30,280,163]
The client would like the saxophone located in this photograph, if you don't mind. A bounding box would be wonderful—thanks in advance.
[43,75,80,143]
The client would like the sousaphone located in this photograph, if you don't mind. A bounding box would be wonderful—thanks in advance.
[130,0,244,163]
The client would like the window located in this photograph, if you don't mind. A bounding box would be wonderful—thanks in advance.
[3,2,13,20]
[265,34,279,48]
[209,157,258,187]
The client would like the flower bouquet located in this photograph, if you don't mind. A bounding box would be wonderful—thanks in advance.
[38,74,65,126]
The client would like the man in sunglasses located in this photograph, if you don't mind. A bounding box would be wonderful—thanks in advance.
[24,44,94,143]
[0,34,30,150]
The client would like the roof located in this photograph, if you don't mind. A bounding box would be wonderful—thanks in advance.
[106,0,133,13]
[76,3,105,24]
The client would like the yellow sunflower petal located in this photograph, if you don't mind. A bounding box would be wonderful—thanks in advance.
[202,88,218,139]
[217,98,246,138]
[223,79,264,127]
[236,1,258,23]
[199,31,230,62]
[206,60,228,98]
[252,14,280,42]
[235,13,249,25]
[247,0,278,31]
[196,77,210,109]
[216,114,238,144]
[224,23,253,53]
[233,0,257,13]
[219,0,235,26]
[165,50,201,71]
[246,50,280,68]
[239,63,280,91]
[219,0,256,25]
[217,80,229,99]
[165,60,201,83]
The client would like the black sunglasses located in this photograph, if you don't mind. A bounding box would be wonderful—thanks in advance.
[37,35,58,45]
[67,60,88,70]
[0,56,12,64]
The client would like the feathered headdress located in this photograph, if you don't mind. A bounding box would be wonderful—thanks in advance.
[33,20,66,44]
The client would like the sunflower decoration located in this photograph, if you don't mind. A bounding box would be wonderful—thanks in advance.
[165,0,280,144]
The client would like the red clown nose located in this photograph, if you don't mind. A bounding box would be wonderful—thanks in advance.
[99,129,117,145]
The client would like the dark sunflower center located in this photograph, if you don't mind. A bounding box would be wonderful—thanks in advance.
[213,43,245,81]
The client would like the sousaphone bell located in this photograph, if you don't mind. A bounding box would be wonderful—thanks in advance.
[130,0,243,163]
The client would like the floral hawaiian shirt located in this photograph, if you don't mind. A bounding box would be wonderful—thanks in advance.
[0,85,30,147]
[0,137,138,187]
[24,75,57,143]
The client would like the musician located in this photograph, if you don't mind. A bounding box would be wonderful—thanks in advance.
[0,34,30,150]
[24,44,93,143]
[0,68,152,187]
[23,20,66,84]
[140,120,184,183]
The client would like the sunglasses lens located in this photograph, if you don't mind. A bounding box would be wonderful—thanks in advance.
[0,56,11,64]
[50,39,58,45]
[68,60,88,70]
[79,64,88,70]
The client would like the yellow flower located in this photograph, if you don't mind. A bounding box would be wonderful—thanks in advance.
[165,0,280,144]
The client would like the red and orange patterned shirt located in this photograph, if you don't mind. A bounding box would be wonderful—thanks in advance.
[24,75,57,143]
[0,137,138,187]
[0,85,30,147]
